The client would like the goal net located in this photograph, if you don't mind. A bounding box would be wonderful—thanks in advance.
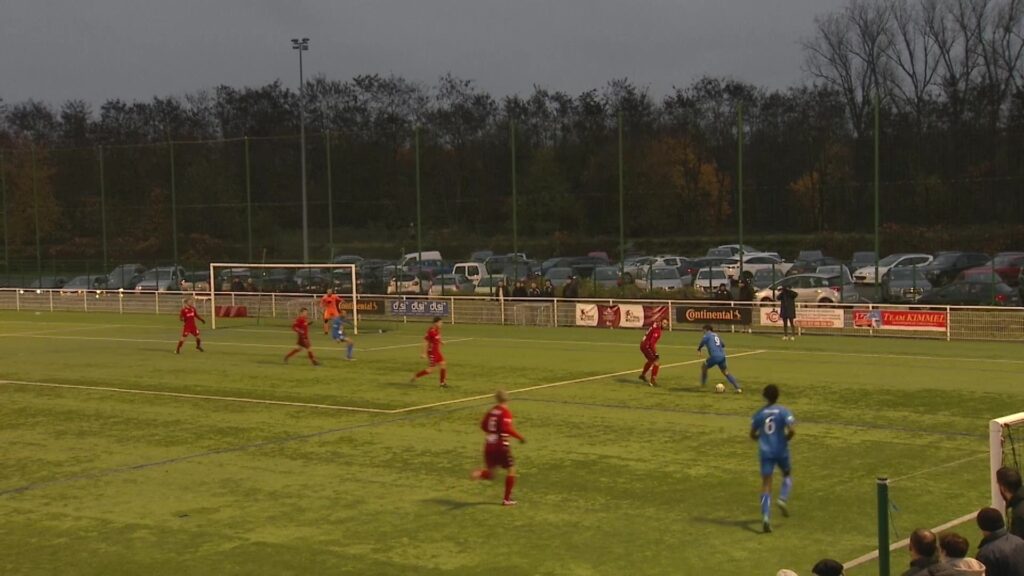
[990,412,1024,508]
[208,262,358,334]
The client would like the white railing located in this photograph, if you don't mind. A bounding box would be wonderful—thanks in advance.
[1,288,1023,342]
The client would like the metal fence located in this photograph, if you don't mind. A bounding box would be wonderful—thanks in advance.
[2,288,1023,342]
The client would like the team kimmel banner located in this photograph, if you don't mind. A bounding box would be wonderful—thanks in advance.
[853,309,947,331]
[675,305,752,325]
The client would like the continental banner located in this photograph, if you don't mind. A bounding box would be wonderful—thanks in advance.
[340,298,385,315]
[675,305,752,325]
[759,307,844,329]
[575,304,670,328]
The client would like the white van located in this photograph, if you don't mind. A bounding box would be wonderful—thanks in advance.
[451,262,487,285]
[398,250,443,269]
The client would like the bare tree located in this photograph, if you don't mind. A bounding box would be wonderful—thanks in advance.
[884,0,943,126]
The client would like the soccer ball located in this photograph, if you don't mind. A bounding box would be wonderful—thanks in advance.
[714,383,725,393]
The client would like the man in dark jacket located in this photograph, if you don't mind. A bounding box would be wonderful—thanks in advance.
[976,506,1024,576]
[997,467,1024,539]
[778,284,798,341]
[511,281,528,298]
[738,278,755,302]
[901,529,942,576]
[562,276,580,299]
[714,283,732,301]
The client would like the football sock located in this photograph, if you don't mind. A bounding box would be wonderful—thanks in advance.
[761,493,771,519]
[641,360,653,376]
[780,476,793,502]
[727,374,739,389]
[701,370,708,386]
[440,368,447,383]
[285,348,299,360]
[195,338,202,349]
[414,370,429,379]
[504,475,516,500]
[651,365,660,379]
[307,351,316,364]
[176,340,183,353]
[346,344,354,359]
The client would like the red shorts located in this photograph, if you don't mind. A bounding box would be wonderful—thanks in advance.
[297,335,311,349]
[640,345,658,362]
[428,352,445,367]
[484,444,514,469]
[182,326,200,338]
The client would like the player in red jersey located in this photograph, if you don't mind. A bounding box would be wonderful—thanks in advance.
[410,316,447,387]
[638,318,668,386]
[284,308,320,365]
[176,297,206,354]
[472,390,525,506]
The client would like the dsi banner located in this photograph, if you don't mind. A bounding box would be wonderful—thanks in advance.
[389,299,450,317]
[759,307,844,329]
[853,309,947,331]
[676,305,752,325]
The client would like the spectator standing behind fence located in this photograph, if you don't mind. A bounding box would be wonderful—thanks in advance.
[541,280,555,298]
[937,532,986,575]
[976,507,1024,576]
[512,281,528,298]
[563,276,580,299]
[714,283,733,301]
[527,282,541,298]
[779,284,798,341]
[495,279,508,300]
[739,277,755,302]
[902,528,941,576]
[996,467,1024,539]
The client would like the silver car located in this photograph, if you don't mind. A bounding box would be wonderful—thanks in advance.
[881,267,932,303]
[643,266,684,291]
[755,273,859,304]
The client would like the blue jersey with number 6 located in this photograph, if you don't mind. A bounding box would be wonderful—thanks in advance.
[699,332,726,360]
[751,405,795,458]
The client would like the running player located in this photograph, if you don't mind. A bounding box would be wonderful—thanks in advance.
[320,289,342,335]
[285,308,319,365]
[472,390,526,506]
[698,324,741,392]
[410,316,447,387]
[750,384,795,533]
[330,310,355,361]
[176,297,205,354]
[638,318,668,386]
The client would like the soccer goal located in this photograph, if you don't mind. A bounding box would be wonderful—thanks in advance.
[208,262,358,333]
[990,412,1024,508]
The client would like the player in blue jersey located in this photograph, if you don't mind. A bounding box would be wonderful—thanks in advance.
[697,324,741,392]
[330,310,355,361]
[750,384,796,533]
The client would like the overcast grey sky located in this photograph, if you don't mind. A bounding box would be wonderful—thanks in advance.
[0,0,846,106]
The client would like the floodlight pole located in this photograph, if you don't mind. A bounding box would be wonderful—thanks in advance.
[292,37,311,264]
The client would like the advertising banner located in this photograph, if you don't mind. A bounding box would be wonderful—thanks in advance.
[576,304,669,328]
[642,305,669,326]
[620,304,645,328]
[340,298,385,315]
[853,309,947,331]
[597,305,620,328]
[575,303,599,327]
[675,305,752,325]
[759,307,844,329]
[389,299,450,317]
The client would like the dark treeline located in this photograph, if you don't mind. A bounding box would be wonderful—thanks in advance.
[2,0,1024,263]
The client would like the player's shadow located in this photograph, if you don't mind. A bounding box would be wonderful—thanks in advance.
[692,516,764,534]
[423,497,501,511]
[667,386,707,394]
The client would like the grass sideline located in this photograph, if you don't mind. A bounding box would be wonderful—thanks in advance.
[0,310,1019,575]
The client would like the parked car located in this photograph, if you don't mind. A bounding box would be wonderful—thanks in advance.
[407,259,449,278]
[917,279,1022,307]
[451,262,487,285]
[849,251,878,272]
[755,273,858,304]
[217,268,252,291]
[485,254,531,276]
[721,253,792,281]
[428,274,474,296]
[62,275,108,292]
[685,257,734,281]
[692,267,730,294]
[587,251,611,262]
[796,250,825,262]
[920,251,989,286]
[474,275,508,296]
[592,266,621,289]
[714,244,760,257]
[643,266,684,291]
[107,264,145,289]
[398,250,443,269]
[134,266,186,291]
[543,267,574,289]
[751,268,784,290]
[180,271,210,292]
[814,264,853,284]
[29,276,68,289]
[470,250,494,262]
[331,254,364,265]
[258,268,301,293]
[960,252,1024,287]
[853,253,933,284]
[881,267,931,303]
[387,273,425,295]
[787,256,842,277]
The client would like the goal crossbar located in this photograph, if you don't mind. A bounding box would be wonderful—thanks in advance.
[208,262,358,333]
[990,411,1024,508]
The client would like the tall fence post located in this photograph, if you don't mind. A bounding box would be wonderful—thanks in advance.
[245,136,253,262]
[32,145,42,287]
[618,112,625,273]
[98,145,108,277]
[325,130,334,260]
[877,477,891,576]
[169,140,179,267]
[511,119,518,269]
[737,103,745,282]
[0,149,7,277]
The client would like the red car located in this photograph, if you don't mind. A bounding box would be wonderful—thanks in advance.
[958,252,1024,286]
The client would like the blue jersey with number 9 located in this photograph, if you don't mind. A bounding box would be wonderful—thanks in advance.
[699,332,726,360]
[751,405,795,458]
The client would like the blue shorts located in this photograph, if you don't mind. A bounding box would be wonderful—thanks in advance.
[705,357,727,371]
[760,453,791,477]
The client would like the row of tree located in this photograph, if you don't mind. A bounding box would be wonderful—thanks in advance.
[1,0,1023,263]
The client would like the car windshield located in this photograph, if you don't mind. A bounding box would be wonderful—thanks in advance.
[141,269,175,281]
[878,254,903,266]
[595,268,618,280]
[991,254,1024,267]
[652,268,679,280]
[890,268,927,281]
[931,253,960,266]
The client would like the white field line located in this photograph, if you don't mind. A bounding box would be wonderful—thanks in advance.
[0,379,393,413]
[389,350,768,414]
[362,338,473,352]
[0,324,110,338]
[888,453,989,484]
[843,511,978,571]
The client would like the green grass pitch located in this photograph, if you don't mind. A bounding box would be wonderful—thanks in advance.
[1,310,1019,575]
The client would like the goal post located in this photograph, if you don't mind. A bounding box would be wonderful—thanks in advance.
[208,262,358,333]
[990,412,1024,509]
